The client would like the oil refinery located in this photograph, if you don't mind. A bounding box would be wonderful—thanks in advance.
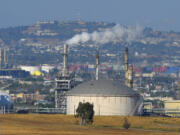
[54,44,143,116]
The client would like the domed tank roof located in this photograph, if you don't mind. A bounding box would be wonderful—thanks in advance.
[67,80,139,97]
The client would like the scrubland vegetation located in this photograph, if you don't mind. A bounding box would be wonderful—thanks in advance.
[0,114,179,135]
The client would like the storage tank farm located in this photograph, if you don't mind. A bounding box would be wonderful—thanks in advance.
[66,48,143,116]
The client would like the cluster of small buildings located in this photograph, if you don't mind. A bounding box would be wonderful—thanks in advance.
[19,64,55,76]
[134,66,180,78]
[11,91,46,104]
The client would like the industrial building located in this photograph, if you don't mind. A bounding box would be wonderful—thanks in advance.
[0,48,30,79]
[0,69,30,78]
[67,80,143,116]
[19,66,40,75]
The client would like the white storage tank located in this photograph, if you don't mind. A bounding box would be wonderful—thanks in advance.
[67,80,143,116]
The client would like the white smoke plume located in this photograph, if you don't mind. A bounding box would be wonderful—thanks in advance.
[66,24,144,45]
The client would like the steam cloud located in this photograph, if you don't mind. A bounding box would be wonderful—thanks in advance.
[66,24,144,45]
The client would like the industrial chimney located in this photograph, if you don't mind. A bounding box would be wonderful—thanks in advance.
[124,47,133,88]
[62,44,68,76]
[125,47,128,72]
[125,47,129,83]
[4,47,7,67]
[95,52,99,80]
[128,65,133,88]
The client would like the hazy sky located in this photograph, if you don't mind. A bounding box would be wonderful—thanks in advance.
[0,0,179,31]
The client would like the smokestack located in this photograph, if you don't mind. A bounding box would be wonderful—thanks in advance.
[125,64,133,88]
[4,48,7,67]
[95,52,99,80]
[124,47,133,88]
[63,44,68,76]
[128,65,133,88]
[125,47,128,72]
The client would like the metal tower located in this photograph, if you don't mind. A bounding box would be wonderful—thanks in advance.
[55,44,74,113]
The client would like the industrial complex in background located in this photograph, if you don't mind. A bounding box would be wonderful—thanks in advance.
[0,21,180,116]
[54,44,142,116]
[52,44,180,116]
[0,42,180,117]
[1,42,180,116]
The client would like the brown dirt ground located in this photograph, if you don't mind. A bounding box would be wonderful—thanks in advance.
[0,114,178,135]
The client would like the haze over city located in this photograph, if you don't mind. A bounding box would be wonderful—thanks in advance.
[0,0,180,31]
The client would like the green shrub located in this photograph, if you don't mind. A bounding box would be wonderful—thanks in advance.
[75,102,94,125]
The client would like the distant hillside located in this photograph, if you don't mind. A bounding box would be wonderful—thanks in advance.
[0,21,180,46]
[0,20,180,66]
[0,21,115,45]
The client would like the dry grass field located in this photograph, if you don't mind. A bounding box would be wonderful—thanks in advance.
[0,114,179,135]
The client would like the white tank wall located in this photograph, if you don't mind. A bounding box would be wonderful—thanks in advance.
[67,95,142,116]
